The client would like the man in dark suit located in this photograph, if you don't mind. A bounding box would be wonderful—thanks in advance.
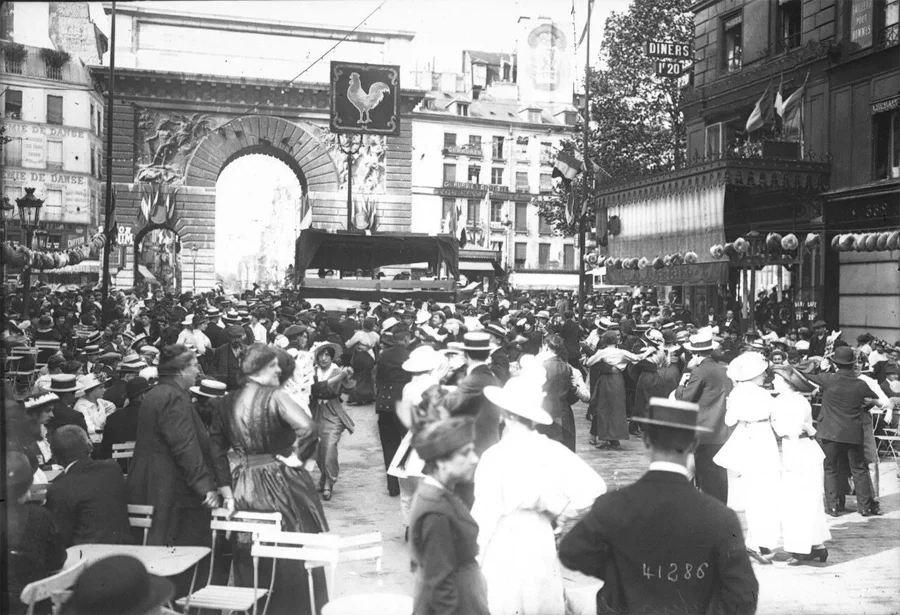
[374,327,413,496]
[444,332,502,457]
[675,329,733,503]
[96,377,152,467]
[559,398,758,615]
[204,308,226,350]
[46,375,89,435]
[484,323,511,384]
[808,320,829,357]
[807,346,880,516]
[45,425,133,547]
[210,325,248,391]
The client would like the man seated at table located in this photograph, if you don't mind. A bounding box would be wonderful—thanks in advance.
[45,426,132,548]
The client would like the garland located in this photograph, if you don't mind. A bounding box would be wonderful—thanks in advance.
[585,250,701,270]
[1,232,106,271]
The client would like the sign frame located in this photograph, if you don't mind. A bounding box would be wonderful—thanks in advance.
[330,61,401,137]
[645,40,692,60]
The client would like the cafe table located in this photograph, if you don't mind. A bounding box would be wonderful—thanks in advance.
[64,544,211,578]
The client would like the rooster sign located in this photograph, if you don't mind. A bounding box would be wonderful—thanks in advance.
[330,62,400,136]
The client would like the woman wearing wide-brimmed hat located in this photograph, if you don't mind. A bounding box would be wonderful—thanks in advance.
[310,341,355,501]
[771,365,830,565]
[208,342,329,614]
[472,365,606,615]
[714,351,781,564]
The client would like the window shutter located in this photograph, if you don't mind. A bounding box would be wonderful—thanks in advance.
[742,0,771,65]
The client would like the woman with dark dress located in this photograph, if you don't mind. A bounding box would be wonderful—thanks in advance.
[3,451,66,615]
[210,343,329,615]
[538,335,590,452]
[345,318,379,405]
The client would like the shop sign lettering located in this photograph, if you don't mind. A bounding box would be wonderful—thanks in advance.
[850,0,873,48]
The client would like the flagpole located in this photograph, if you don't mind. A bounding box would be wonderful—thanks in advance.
[101,0,116,326]
[577,0,592,320]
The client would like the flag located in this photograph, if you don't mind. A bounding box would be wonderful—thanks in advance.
[565,191,576,226]
[782,71,809,142]
[576,0,595,48]
[480,189,492,247]
[298,194,312,230]
[553,150,583,181]
[745,81,774,132]
[774,75,784,117]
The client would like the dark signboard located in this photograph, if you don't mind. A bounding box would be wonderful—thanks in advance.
[655,60,687,77]
[330,62,401,136]
[436,181,533,201]
[850,0,873,49]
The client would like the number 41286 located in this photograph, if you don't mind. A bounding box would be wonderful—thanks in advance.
[642,562,708,582]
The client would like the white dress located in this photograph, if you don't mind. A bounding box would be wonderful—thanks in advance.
[714,381,781,550]
[771,391,830,555]
[472,428,607,615]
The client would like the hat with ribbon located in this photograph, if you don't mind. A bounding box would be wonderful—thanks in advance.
[222,309,242,324]
[771,365,816,393]
[47,373,81,393]
[23,392,59,412]
[79,373,106,392]
[484,322,507,340]
[190,378,227,398]
[448,331,497,353]
[726,351,769,382]
[402,345,446,374]
[633,397,711,432]
[412,416,476,462]
[36,315,54,333]
[119,353,147,372]
[484,377,552,425]
[684,327,719,352]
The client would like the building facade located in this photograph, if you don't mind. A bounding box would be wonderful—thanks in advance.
[1,2,107,269]
[411,17,581,290]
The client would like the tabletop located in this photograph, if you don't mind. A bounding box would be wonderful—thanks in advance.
[64,544,211,577]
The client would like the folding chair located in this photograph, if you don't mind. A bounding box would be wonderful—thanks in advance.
[34,341,61,368]
[19,559,88,615]
[3,355,22,389]
[10,347,39,393]
[175,509,282,615]
[876,428,900,478]
[127,504,154,545]
[252,531,383,614]
[112,441,136,475]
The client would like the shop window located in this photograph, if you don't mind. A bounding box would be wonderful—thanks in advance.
[514,202,527,232]
[538,243,551,265]
[563,244,575,269]
[44,188,63,221]
[443,163,456,183]
[4,136,22,165]
[467,198,480,227]
[48,140,63,170]
[490,200,504,223]
[492,136,505,159]
[874,107,900,180]
[514,242,527,268]
[467,165,481,183]
[778,0,802,52]
[515,171,529,192]
[722,14,742,72]
[4,88,22,119]
[539,173,553,193]
[47,95,63,125]
[491,167,504,186]
[538,214,551,236]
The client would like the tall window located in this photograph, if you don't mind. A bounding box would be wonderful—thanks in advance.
[97,108,102,137]
[4,136,22,165]
[4,88,22,118]
[443,163,457,183]
[491,167,504,185]
[444,133,457,148]
[468,135,482,149]
[514,242,527,268]
[492,136,505,159]
[778,0,802,52]
[44,189,63,221]
[457,103,469,117]
[880,0,899,46]
[723,14,742,72]
[515,136,529,159]
[47,95,63,125]
[538,243,551,265]
[467,165,481,183]
[490,200,504,223]
[90,103,96,132]
[705,123,722,157]
[538,214,551,235]
[467,198,480,227]
[514,202,527,232]
[442,197,457,231]
[563,244,575,269]
[874,107,900,180]
[48,140,63,170]
[540,142,554,164]
[515,171,530,192]
[539,173,552,193]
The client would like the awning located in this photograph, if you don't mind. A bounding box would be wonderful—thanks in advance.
[43,260,102,274]
[459,260,504,274]
[605,185,726,285]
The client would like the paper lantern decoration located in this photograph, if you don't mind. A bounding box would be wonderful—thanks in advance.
[876,232,889,251]
[805,233,820,249]
[781,233,799,251]
[831,234,841,249]
[865,233,878,251]
[652,256,665,269]
[837,234,853,251]
[586,252,599,265]
[853,234,867,252]
[638,257,649,270]
[663,254,673,267]
[612,258,623,269]
[723,242,737,257]
[734,237,749,254]
[709,244,724,259]
[887,230,900,251]
[684,251,699,264]
[766,233,783,250]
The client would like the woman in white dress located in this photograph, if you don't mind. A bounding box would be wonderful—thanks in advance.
[473,361,607,615]
[714,351,781,564]
[771,365,830,564]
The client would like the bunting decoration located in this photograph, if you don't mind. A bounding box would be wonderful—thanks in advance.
[746,81,774,133]
[2,231,107,271]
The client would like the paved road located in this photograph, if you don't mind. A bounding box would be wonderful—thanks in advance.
[319,401,900,614]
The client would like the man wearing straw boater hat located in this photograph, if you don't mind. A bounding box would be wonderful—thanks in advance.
[674,327,733,504]
[559,397,758,615]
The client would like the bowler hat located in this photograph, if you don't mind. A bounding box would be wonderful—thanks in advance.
[832,346,856,366]
[632,397,712,432]
[125,377,153,400]
[63,555,174,615]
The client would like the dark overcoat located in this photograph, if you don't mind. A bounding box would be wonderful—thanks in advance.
[675,357,733,444]
[374,343,411,414]
[443,364,500,456]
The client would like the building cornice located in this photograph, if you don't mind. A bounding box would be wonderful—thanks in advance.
[412,111,573,133]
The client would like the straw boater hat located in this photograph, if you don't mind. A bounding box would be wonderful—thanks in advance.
[47,374,81,393]
[484,322,507,341]
[381,317,399,332]
[84,344,102,357]
[79,373,106,392]
[222,309,242,324]
[726,352,769,382]
[190,379,227,398]
[484,377,552,425]
[402,345,446,374]
[412,416,476,462]
[24,392,59,412]
[684,327,719,352]
[119,353,147,372]
[643,328,665,347]
[312,341,342,360]
[130,333,148,349]
[632,397,711,432]
[449,331,497,353]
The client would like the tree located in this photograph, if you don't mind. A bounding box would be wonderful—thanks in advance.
[538,0,693,236]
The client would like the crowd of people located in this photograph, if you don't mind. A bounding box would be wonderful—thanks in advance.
[3,279,899,614]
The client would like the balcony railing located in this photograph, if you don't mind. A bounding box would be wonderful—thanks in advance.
[4,57,23,74]
[877,23,899,48]
[44,63,62,80]
[443,143,483,158]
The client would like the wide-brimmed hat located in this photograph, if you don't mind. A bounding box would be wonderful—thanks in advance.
[312,341,342,360]
[79,373,106,392]
[643,328,664,347]
[47,373,81,393]
[535,310,551,320]
[130,333,148,349]
[206,307,221,318]
[448,332,497,353]
[402,345,446,373]
[84,344,102,356]
[85,331,102,345]
[23,392,59,412]
[64,554,174,615]
[96,351,123,365]
[36,315,54,333]
[684,327,719,352]
[190,379,227,398]
[484,377,552,425]
[119,353,147,372]
[726,352,769,382]
[832,346,856,366]
[381,317,399,332]
[412,416,476,462]
[771,365,816,393]
[484,322,507,340]
[632,397,711,432]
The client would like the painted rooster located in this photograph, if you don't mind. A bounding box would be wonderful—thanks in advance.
[347,72,391,124]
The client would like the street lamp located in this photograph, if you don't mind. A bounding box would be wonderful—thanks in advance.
[190,245,198,292]
[16,187,44,319]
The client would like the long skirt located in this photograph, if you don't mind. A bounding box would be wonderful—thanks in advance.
[230,457,329,615]
[315,399,355,490]
[590,366,629,441]
[781,438,831,555]
[348,350,375,404]
[388,432,425,526]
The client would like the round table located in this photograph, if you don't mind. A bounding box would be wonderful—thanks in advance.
[64,544,211,578]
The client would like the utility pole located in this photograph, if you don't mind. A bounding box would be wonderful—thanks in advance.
[577,0,592,320]
[100,0,116,325]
